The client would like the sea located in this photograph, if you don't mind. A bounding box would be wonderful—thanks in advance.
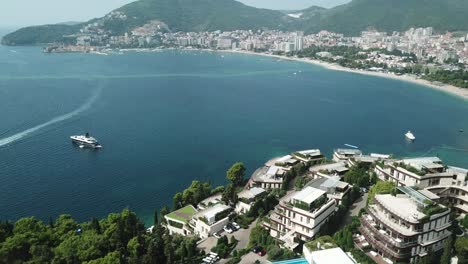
[1,30,468,225]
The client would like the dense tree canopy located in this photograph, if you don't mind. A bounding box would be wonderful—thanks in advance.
[343,163,377,188]
[172,181,212,210]
[0,209,204,264]
[226,162,246,187]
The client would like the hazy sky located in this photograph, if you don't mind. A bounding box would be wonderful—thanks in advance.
[0,0,350,27]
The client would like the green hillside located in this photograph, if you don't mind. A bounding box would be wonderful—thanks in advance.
[1,24,81,46]
[113,0,290,33]
[1,0,291,45]
[298,0,468,35]
[2,0,468,45]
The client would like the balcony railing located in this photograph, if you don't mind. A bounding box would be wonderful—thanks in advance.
[361,215,418,248]
[367,206,421,236]
[359,226,412,260]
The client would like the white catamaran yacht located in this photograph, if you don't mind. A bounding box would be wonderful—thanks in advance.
[70,133,102,149]
[405,131,416,141]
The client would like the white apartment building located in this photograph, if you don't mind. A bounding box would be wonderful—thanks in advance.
[189,204,231,239]
[164,205,198,236]
[235,187,266,215]
[333,149,363,162]
[360,186,451,263]
[375,157,468,214]
[263,186,336,249]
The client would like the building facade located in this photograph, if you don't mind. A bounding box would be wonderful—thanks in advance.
[263,186,336,249]
[359,187,451,263]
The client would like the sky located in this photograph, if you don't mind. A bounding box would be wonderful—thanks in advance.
[0,0,350,28]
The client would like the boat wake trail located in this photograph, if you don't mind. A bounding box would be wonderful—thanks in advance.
[0,87,102,148]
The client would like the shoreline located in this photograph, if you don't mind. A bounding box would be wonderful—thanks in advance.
[35,45,468,101]
[217,49,468,101]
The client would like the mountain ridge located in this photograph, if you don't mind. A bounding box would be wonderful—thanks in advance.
[2,0,468,46]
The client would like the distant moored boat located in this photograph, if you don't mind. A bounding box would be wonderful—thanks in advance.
[405,131,416,141]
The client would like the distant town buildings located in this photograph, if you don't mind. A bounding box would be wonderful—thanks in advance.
[49,20,468,73]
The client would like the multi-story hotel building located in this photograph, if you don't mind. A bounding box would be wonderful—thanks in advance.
[374,157,468,214]
[360,186,451,263]
[263,186,336,249]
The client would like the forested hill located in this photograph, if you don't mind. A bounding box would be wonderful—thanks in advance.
[292,0,468,36]
[2,0,468,45]
[1,0,291,46]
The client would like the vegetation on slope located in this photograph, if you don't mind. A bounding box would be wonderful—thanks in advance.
[297,0,468,35]
[114,0,291,33]
[0,209,203,263]
[1,24,81,46]
[4,0,468,45]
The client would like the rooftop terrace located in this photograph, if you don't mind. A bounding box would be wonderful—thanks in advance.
[165,205,198,223]
[292,187,326,205]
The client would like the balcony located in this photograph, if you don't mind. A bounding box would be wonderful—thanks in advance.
[367,205,419,237]
[359,226,412,261]
[360,215,418,248]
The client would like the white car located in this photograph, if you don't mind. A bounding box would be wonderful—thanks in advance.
[232,222,241,230]
[213,232,221,239]
[223,225,234,233]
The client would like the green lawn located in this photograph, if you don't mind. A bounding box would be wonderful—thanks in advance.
[165,205,197,223]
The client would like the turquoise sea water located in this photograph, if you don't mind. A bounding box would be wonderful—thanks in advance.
[0,41,468,225]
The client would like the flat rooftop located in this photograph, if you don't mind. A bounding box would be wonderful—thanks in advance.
[238,187,266,199]
[321,176,349,189]
[292,187,326,205]
[335,149,362,155]
[195,204,231,222]
[376,194,425,221]
[401,157,443,170]
[297,149,322,156]
[251,166,283,183]
[310,247,356,264]
[165,205,197,223]
[309,162,348,173]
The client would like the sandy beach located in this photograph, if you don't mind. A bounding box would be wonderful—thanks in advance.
[219,49,468,101]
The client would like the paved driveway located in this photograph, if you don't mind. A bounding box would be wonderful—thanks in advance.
[341,193,368,228]
[198,221,257,259]
[239,252,271,264]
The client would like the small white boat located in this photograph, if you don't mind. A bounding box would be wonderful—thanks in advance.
[405,131,416,141]
[71,133,102,149]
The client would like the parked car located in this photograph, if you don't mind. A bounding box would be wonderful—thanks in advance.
[252,246,262,254]
[227,223,237,231]
[213,232,221,239]
[258,248,267,256]
[231,222,241,230]
[223,225,234,234]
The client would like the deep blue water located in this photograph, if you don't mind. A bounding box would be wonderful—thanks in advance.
[0,44,467,225]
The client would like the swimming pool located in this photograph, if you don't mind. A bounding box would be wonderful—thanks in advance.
[273,258,308,264]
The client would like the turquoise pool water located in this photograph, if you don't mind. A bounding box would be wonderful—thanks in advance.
[273,258,308,264]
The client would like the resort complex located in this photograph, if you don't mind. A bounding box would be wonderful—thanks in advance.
[154,147,468,263]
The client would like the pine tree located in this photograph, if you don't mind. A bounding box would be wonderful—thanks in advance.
[153,209,158,226]
[440,236,453,264]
